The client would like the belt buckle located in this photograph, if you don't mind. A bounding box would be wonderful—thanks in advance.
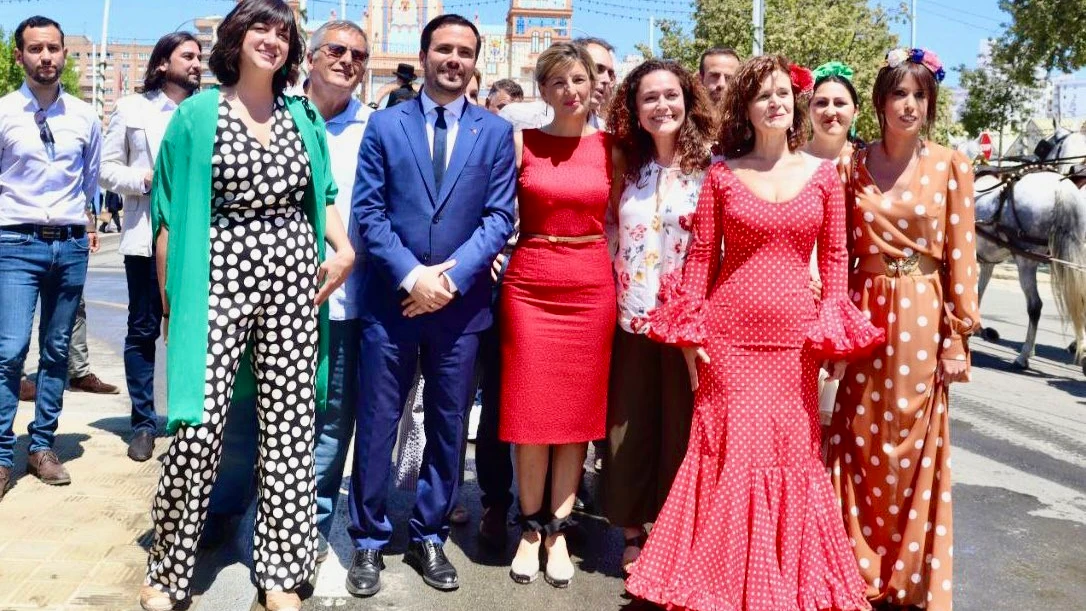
[40,226,64,240]
[547,235,558,243]
[882,253,919,277]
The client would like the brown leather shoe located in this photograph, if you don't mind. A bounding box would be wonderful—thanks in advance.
[69,373,119,394]
[478,506,509,548]
[0,465,12,502]
[27,450,71,485]
[19,378,36,401]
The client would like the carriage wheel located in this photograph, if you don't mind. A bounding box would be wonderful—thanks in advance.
[981,327,1001,342]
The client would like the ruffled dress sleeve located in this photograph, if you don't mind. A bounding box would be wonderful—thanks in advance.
[638,165,724,346]
[807,161,886,358]
[938,150,982,370]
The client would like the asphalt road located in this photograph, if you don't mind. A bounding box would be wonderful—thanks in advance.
[80,240,1086,611]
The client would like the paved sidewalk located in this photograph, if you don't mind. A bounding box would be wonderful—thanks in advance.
[0,314,159,610]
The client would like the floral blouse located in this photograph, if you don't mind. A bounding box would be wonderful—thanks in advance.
[612,161,705,334]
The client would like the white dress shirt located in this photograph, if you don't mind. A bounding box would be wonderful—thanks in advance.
[0,82,101,227]
[324,97,373,320]
[399,89,468,293]
[100,89,179,256]
[498,99,603,132]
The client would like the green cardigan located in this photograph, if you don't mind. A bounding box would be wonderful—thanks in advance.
[151,88,336,433]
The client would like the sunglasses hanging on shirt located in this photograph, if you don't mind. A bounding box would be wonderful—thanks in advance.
[34,108,55,161]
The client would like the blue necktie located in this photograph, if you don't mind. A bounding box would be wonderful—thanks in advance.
[433,106,447,190]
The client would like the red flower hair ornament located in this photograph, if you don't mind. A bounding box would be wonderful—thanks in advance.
[789,63,815,97]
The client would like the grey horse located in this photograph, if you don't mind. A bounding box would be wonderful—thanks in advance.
[974,128,1086,371]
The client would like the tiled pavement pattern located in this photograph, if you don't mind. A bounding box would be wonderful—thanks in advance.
[0,292,161,611]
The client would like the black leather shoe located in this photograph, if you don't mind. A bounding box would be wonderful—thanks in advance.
[127,431,155,462]
[404,540,459,591]
[345,549,383,597]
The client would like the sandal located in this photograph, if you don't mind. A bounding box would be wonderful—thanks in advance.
[621,529,648,576]
[265,590,301,611]
[509,510,549,584]
[138,585,174,611]
[543,514,578,588]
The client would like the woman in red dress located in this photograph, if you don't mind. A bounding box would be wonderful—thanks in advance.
[498,42,615,588]
[625,55,883,611]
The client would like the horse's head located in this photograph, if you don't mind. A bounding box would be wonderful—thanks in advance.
[1036,127,1086,173]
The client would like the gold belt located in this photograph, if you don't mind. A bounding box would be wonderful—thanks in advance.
[521,233,605,244]
[856,253,939,277]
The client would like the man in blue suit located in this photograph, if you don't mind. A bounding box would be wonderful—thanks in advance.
[347,14,516,596]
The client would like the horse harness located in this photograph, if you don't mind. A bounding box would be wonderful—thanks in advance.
[973,161,1055,263]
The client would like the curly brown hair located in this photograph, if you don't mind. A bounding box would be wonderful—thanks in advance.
[718,54,808,159]
[607,59,716,185]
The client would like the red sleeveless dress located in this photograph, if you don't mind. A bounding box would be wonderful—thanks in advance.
[498,129,616,444]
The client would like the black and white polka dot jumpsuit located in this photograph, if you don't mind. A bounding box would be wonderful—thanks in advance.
[146,97,320,599]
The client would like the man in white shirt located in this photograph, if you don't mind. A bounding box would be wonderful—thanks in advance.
[0,16,101,500]
[99,31,202,463]
[302,19,373,561]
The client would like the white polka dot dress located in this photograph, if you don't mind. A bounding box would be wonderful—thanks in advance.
[625,160,883,610]
[145,97,320,600]
[828,142,979,611]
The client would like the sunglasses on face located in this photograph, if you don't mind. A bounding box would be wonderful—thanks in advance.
[34,108,56,160]
[317,43,369,66]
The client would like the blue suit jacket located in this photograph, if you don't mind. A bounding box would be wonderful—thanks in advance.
[352,97,516,339]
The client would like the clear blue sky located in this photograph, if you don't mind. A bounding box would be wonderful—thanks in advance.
[0,0,1076,88]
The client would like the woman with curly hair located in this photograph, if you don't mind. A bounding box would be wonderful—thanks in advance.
[624,54,882,611]
[600,59,715,574]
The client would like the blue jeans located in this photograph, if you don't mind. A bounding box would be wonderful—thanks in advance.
[123,255,161,434]
[314,319,360,538]
[0,229,89,468]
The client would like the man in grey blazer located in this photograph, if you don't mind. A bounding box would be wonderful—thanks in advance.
[98,32,202,462]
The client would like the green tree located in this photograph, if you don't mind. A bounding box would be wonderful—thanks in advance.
[0,29,82,98]
[656,0,925,141]
[957,60,1037,140]
[992,0,1086,85]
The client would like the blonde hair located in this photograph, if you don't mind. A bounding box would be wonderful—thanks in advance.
[534,42,596,88]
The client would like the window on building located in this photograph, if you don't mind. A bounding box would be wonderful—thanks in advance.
[531,32,540,53]
[487,62,497,75]
[121,52,130,59]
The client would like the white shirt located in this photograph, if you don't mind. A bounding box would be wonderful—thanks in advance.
[100,90,179,256]
[613,164,705,333]
[0,82,101,226]
[324,97,372,320]
[498,99,603,132]
[418,89,466,172]
[399,90,468,293]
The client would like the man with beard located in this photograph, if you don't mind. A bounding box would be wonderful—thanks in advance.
[0,16,101,501]
[347,13,515,596]
[99,32,202,463]
[698,47,741,105]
